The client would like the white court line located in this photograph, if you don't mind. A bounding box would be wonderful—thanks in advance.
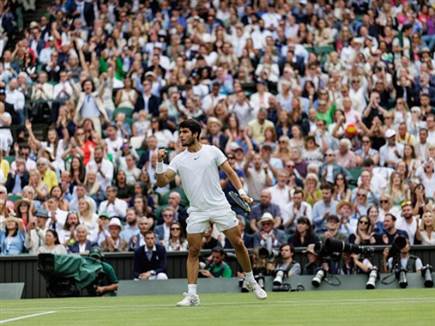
[3,297,435,313]
[0,311,56,324]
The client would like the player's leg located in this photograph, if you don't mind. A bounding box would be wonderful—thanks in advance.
[176,232,202,307]
[223,226,267,300]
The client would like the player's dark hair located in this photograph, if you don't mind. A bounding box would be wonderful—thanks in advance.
[179,119,202,140]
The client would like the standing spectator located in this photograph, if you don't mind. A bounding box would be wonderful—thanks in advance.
[243,152,273,201]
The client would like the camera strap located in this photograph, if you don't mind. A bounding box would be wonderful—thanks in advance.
[324,275,341,287]
[380,272,396,285]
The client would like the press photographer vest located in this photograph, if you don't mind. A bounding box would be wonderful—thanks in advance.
[394,255,418,272]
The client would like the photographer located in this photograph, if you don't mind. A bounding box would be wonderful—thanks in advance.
[199,247,233,279]
[382,237,423,274]
[272,244,301,287]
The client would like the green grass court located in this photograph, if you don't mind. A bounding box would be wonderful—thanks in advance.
[1,289,435,325]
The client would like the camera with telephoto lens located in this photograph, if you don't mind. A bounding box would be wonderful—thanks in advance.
[272,269,291,292]
[395,267,408,288]
[366,266,378,290]
[314,238,374,258]
[312,268,327,287]
[421,265,433,288]
[249,247,276,291]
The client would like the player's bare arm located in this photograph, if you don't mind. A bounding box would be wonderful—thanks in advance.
[155,149,176,187]
[220,160,253,204]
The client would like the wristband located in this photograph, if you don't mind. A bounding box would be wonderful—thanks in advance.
[238,188,247,196]
[156,161,164,174]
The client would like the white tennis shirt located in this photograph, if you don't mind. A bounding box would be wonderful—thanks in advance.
[168,145,231,214]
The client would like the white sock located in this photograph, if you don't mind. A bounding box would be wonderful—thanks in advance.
[187,284,197,296]
[245,271,256,283]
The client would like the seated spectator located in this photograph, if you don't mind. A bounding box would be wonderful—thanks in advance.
[87,146,114,192]
[58,212,80,245]
[98,186,128,220]
[249,189,282,233]
[336,200,357,237]
[5,157,29,195]
[78,198,98,234]
[348,215,376,245]
[397,201,418,245]
[312,183,338,233]
[68,225,93,254]
[89,212,110,246]
[100,217,128,252]
[378,194,401,223]
[155,207,175,243]
[288,217,319,248]
[164,222,188,252]
[376,213,409,246]
[133,231,168,280]
[303,173,322,207]
[166,192,188,228]
[282,188,312,232]
[199,247,232,279]
[319,214,347,242]
[253,212,287,252]
[120,208,139,243]
[24,209,49,254]
[0,217,25,255]
[37,229,67,255]
[332,173,352,202]
[416,211,435,246]
[202,226,221,250]
[243,152,273,202]
[319,149,351,184]
[367,205,383,235]
[128,216,154,251]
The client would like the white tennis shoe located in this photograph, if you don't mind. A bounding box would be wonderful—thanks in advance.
[245,281,268,300]
[176,293,200,307]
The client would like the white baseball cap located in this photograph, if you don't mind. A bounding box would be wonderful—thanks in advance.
[108,217,122,229]
[385,129,396,138]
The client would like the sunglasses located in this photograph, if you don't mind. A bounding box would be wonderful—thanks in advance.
[380,200,389,203]
[359,220,369,225]
[171,227,180,231]
[163,214,173,217]
[357,193,367,197]
[362,140,370,144]
[327,153,335,157]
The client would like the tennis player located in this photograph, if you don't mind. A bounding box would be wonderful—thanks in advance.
[156,119,267,306]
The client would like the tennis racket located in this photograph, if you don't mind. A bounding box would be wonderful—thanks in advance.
[228,191,252,213]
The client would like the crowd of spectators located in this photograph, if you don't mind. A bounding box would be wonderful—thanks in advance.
[1,0,435,280]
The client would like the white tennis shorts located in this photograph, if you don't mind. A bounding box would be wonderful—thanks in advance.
[186,209,239,234]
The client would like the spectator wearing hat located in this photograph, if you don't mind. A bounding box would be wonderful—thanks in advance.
[379,129,404,168]
[319,214,347,243]
[249,189,282,233]
[100,217,128,252]
[0,216,25,255]
[253,212,287,252]
[24,208,49,254]
[133,230,168,280]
